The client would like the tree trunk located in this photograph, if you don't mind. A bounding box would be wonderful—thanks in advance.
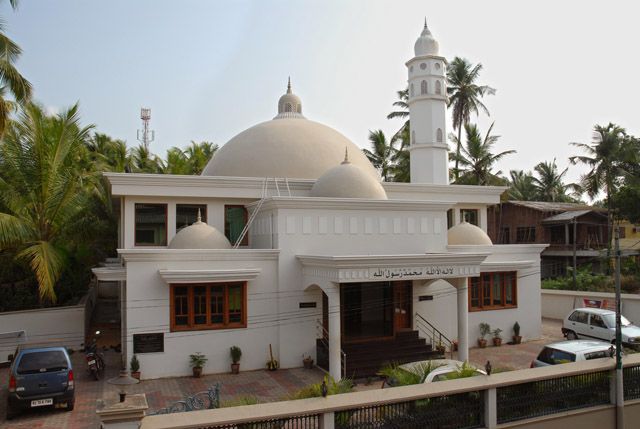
[454,125,462,181]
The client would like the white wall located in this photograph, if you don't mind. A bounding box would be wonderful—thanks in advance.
[0,291,94,363]
[541,289,640,324]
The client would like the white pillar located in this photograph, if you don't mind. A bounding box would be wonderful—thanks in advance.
[456,277,469,362]
[326,285,342,380]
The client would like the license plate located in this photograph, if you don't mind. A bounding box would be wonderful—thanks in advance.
[88,359,96,365]
[31,398,53,407]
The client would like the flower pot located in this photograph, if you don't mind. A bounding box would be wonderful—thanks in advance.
[478,338,487,348]
[131,371,141,380]
[303,359,314,369]
[493,337,502,347]
[231,363,240,374]
[513,335,522,344]
[192,366,203,378]
[435,345,446,354]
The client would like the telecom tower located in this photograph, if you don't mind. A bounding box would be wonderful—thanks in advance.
[137,108,155,149]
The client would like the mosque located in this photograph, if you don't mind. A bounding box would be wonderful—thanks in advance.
[94,22,545,380]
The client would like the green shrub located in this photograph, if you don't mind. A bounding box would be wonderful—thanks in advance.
[379,361,443,386]
[290,375,353,399]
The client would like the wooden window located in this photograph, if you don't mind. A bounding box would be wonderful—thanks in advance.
[468,272,517,311]
[225,205,248,246]
[460,209,479,226]
[516,226,536,243]
[176,204,207,232]
[499,227,510,244]
[619,226,626,239]
[135,203,167,246]
[170,283,247,331]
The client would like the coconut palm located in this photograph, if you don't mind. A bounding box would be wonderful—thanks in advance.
[86,133,131,172]
[390,125,411,182]
[449,122,515,186]
[164,147,190,174]
[0,0,33,135]
[0,103,93,302]
[532,159,578,202]
[184,141,218,174]
[363,130,396,181]
[386,88,410,143]
[508,170,537,201]
[447,57,495,180]
[570,123,628,259]
[131,144,163,173]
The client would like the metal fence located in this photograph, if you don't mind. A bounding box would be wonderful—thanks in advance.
[496,370,610,424]
[203,414,320,429]
[334,391,484,429]
[624,364,640,400]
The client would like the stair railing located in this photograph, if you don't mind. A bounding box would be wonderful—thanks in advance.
[316,320,346,380]
[415,313,453,359]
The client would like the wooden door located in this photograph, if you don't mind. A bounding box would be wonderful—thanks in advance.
[393,282,412,332]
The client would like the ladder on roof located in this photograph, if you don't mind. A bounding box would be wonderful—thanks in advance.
[232,178,291,249]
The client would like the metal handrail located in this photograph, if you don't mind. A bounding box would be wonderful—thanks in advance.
[316,320,346,380]
[415,313,453,358]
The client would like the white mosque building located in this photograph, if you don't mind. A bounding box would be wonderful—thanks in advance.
[94,23,545,380]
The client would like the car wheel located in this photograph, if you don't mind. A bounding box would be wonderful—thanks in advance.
[6,404,17,420]
[566,331,578,340]
[66,400,75,412]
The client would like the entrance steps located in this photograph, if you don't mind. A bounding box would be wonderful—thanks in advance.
[317,330,444,379]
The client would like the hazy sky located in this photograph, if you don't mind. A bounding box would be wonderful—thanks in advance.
[8,0,640,185]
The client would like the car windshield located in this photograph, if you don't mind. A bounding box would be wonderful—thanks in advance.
[602,314,631,328]
[537,347,576,365]
[17,351,68,375]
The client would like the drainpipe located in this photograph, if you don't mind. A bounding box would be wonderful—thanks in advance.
[614,227,624,429]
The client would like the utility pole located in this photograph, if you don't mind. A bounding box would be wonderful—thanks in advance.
[136,108,155,149]
[572,217,577,289]
[614,226,623,429]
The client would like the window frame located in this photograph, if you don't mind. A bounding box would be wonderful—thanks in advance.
[468,272,518,312]
[224,205,249,246]
[460,208,479,226]
[170,282,247,332]
[176,204,208,232]
[134,203,168,247]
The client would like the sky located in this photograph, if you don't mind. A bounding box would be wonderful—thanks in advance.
[7,0,640,185]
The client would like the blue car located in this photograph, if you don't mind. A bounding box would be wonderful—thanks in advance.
[6,346,75,420]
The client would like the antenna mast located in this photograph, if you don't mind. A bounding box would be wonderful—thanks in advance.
[136,107,155,149]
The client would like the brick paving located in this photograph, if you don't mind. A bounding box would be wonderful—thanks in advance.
[0,319,563,428]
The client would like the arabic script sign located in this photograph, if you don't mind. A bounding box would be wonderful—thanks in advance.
[369,266,456,280]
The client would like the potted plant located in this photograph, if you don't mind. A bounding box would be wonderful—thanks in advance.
[478,323,491,348]
[266,344,279,371]
[435,341,446,354]
[303,354,314,369]
[230,346,242,374]
[513,321,522,344]
[189,352,208,378]
[130,354,141,380]
[492,328,503,347]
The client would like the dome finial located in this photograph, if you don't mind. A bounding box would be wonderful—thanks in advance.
[424,17,427,29]
[342,147,350,164]
[196,208,202,224]
[287,76,292,94]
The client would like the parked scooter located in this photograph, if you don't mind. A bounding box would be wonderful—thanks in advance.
[84,330,106,380]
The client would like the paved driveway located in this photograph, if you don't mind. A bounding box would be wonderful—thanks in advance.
[0,349,324,428]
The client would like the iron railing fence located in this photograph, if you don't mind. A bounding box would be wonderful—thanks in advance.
[497,370,610,424]
[415,313,453,358]
[201,413,319,429]
[334,391,483,429]
[624,364,640,400]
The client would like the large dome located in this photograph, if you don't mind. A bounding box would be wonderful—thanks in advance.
[310,152,387,200]
[202,81,379,180]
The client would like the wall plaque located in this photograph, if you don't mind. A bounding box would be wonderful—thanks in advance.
[299,302,317,308]
[133,333,164,354]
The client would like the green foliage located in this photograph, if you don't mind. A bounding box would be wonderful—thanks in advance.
[290,375,353,399]
[613,185,640,224]
[513,321,520,337]
[222,395,259,407]
[379,361,443,386]
[230,345,242,364]
[492,328,502,339]
[189,352,208,368]
[363,130,397,181]
[541,264,640,293]
[479,323,491,340]
[130,354,140,372]
[444,362,482,380]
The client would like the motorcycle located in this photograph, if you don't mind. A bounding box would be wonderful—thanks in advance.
[85,330,106,380]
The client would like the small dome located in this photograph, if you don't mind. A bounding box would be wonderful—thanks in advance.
[276,78,304,119]
[169,213,232,249]
[448,221,493,246]
[414,21,439,56]
[310,151,388,200]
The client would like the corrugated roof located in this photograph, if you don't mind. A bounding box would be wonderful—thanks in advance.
[507,201,603,212]
[541,210,603,223]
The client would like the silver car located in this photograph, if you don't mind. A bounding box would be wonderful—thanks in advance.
[532,340,614,367]
[562,307,640,347]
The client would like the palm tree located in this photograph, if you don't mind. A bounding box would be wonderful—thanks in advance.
[508,170,537,201]
[131,144,163,173]
[390,125,411,182]
[0,103,93,302]
[570,123,628,260]
[449,122,515,186]
[363,130,396,181]
[184,141,218,174]
[386,88,410,143]
[0,0,33,135]
[447,57,495,180]
[532,159,578,202]
[164,147,190,174]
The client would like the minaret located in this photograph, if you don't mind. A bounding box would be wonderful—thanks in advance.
[407,20,448,184]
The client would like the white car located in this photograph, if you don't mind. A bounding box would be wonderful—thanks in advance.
[398,359,486,383]
[532,340,614,367]
[562,307,640,347]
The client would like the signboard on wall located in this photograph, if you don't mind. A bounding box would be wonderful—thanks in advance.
[583,298,616,311]
[369,267,455,281]
[133,333,164,354]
